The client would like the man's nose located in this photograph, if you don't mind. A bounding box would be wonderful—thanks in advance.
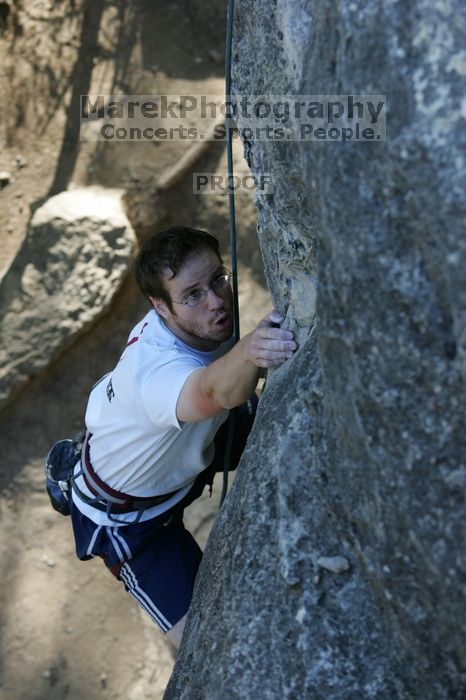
[206,288,223,309]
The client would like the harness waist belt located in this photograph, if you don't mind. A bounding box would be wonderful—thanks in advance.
[79,432,181,512]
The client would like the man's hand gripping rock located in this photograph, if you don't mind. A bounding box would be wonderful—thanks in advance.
[248,309,297,369]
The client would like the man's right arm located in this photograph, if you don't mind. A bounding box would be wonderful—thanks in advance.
[176,310,296,423]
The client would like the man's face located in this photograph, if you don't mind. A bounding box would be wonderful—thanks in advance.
[151,249,233,351]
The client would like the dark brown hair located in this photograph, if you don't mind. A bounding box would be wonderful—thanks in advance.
[133,226,222,310]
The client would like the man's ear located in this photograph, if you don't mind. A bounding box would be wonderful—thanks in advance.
[150,296,170,319]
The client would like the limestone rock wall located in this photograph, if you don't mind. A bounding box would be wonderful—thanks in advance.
[165,1,466,698]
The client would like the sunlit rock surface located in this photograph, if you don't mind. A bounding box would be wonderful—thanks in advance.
[165,1,466,698]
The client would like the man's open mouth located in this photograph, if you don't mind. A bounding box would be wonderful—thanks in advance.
[213,314,231,328]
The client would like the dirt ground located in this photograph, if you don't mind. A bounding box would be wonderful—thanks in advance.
[0,3,270,698]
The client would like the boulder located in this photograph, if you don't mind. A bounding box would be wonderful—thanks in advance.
[0,187,135,410]
[165,1,466,698]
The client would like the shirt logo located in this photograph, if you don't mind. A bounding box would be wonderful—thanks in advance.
[106,378,115,403]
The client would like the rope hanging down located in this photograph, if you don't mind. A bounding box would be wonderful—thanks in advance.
[220,0,238,507]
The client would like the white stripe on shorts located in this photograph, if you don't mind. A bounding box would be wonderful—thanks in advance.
[107,527,124,561]
[111,527,132,560]
[86,525,102,557]
[119,562,172,633]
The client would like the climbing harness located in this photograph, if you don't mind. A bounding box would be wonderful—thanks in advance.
[45,430,182,524]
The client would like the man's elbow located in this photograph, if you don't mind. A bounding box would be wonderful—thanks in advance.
[176,370,228,422]
[211,391,237,411]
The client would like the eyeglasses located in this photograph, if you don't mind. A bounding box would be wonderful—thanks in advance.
[171,269,232,308]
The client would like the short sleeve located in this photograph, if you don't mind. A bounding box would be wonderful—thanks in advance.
[138,351,203,430]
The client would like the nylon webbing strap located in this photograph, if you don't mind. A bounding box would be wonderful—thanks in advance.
[80,432,180,509]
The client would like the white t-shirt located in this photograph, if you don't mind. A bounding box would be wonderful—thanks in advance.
[72,310,229,525]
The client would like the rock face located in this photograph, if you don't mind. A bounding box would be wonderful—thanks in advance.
[0,187,135,409]
[165,1,466,698]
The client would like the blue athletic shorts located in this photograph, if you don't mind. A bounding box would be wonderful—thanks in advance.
[69,397,257,633]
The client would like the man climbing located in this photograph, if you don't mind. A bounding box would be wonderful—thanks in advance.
[69,226,296,648]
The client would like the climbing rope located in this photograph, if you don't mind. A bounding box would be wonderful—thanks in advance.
[225,0,239,345]
[220,0,238,507]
